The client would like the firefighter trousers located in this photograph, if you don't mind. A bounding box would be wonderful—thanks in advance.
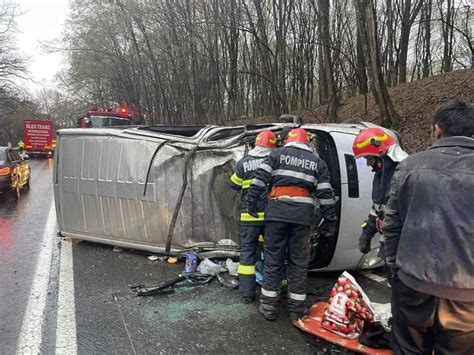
[260,221,310,313]
[238,224,265,298]
[391,277,474,355]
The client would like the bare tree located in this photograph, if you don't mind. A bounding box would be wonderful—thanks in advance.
[354,0,401,128]
[398,0,423,83]
[318,0,338,121]
[55,0,470,127]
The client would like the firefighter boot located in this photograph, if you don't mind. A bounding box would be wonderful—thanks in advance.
[259,303,278,321]
[258,301,278,321]
[241,295,255,304]
[288,307,308,322]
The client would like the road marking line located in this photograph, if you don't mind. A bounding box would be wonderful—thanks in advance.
[360,271,390,287]
[55,238,77,354]
[16,203,55,354]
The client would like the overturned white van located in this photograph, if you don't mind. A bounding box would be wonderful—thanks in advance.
[53,121,396,270]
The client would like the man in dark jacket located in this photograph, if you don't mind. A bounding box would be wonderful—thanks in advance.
[230,130,276,303]
[246,128,338,321]
[383,99,474,354]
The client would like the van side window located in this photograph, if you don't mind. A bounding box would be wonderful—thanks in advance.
[344,154,359,198]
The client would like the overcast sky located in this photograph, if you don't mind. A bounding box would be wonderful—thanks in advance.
[16,0,70,93]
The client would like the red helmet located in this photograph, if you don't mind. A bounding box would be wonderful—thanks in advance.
[352,128,395,158]
[255,130,277,149]
[286,128,309,144]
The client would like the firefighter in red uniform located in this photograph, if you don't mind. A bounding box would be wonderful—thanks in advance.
[230,130,277,303]
[246,128,338,321]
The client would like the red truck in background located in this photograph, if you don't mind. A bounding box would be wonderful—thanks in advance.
[23,120,56,158]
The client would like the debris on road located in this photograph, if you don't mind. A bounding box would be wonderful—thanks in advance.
[293,302,391,354]
[217,273,239,289]
[131,255,241,295]
[130,272,214,296]
[197,258,225,276]
[322,271,374,338]
[293,271,392,353]
[113,246,123,253]
[183,251,198,273]
[225,258,239,276]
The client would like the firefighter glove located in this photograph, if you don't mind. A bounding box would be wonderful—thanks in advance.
[359,231,373,254]
[319,219,337,239]
[247,204,259,219]
[385,256,398,278]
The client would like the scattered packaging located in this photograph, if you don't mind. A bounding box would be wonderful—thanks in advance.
[322,271,375,339]
[184,251,198,273]
[225,258,239,276]
[197,258,225,275]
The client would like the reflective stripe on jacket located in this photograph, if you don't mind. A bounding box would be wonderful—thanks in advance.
[247,142,336,225]
[230,154,267,224]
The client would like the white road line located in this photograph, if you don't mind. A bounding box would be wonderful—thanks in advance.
[359,271,390,287]
[55,238,77,354]
[16,203,56,354]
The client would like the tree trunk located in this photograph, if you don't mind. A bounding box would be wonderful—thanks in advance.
[398,0,412,84]
[441,0,454,72]
[386,0,395,87]
[319,0,338,121]
[274,0,289,114]
[356,28,369,96]
[422,0,432,77]
[354,0,401,129]
[318,43,328,105]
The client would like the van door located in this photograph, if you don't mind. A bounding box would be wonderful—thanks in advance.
[323,131,377,270]
[305,129,341,269]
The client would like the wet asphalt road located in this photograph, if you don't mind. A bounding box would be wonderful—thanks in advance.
[0,158,390,354]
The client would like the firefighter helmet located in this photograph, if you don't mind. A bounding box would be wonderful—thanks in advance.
[352,128,395,158]
[255,130,277,149]
[286,128,309,145]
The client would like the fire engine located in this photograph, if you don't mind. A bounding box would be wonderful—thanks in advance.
[78,105,136,128]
